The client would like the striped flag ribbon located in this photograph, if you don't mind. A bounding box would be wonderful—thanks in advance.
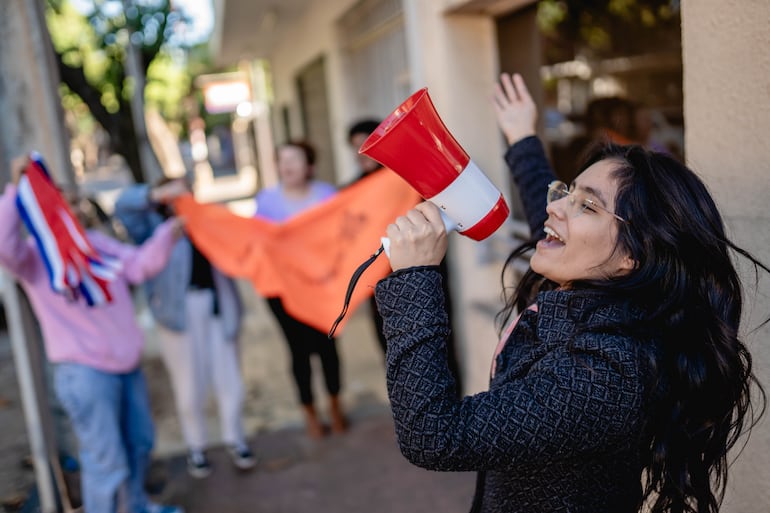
[15,154,121,306]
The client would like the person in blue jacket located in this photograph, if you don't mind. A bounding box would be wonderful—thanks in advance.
[115,177,255,479]
[374,73,767,512]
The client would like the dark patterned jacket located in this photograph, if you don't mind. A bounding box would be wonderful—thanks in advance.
[374,137,658,512]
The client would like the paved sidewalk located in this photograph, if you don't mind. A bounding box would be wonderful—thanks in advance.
[154,412,475,513]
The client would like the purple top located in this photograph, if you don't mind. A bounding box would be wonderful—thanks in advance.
[254,180,337,221]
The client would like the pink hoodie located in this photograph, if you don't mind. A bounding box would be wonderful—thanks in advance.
[0,184,177,373]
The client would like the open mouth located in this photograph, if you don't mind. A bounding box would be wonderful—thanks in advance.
[540,226,565,247]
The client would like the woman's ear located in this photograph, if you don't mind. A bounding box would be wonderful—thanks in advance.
[619,254,637,273]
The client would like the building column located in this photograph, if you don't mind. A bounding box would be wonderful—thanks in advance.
[682,1,770,511]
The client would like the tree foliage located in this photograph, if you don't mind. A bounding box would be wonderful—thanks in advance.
[46,0,196,183]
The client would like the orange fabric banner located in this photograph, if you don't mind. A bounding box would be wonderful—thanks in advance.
[174,169,421,334]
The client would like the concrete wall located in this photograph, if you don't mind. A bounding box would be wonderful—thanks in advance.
[682,0,770,511]
[0,2,74,510]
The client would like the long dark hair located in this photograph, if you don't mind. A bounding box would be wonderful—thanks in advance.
[500,144,767,513]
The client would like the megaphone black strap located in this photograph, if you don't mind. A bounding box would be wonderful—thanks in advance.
[328,244,385,339]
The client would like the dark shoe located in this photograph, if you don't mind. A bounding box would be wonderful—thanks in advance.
[227,444,257,471]
[186,450,211,479]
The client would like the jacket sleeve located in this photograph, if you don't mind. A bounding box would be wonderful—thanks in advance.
[89,219,177,285]
[113,184,157,244]
[376,267,644,473]
[504,136,556,239]
[0,184,39,282]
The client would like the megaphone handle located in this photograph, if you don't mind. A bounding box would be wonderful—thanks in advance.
[328,243,385,339]
[381,210,457,259]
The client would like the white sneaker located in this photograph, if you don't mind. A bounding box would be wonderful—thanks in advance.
[187,450,212,479]
[227,443,257,470]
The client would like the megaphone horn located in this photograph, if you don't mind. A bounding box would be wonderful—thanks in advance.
[359,87,509,241]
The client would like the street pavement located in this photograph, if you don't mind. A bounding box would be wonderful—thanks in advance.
[154,413,475,513]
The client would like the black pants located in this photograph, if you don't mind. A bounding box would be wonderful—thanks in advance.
[267,297,341,405]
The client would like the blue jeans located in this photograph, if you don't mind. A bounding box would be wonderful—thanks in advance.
[54,363,155,513]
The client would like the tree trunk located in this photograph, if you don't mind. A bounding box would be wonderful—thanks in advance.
[115,102,145,183]
[54,51,147,183]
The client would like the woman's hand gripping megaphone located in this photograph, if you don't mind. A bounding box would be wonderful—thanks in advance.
[381,204,456,263]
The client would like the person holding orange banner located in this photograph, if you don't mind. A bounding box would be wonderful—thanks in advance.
[345,119,394,355]
[171,139,423,437]
[115,177,255,479]
[254,140,346,439]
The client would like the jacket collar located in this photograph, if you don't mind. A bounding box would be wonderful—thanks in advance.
[532,289,639,344]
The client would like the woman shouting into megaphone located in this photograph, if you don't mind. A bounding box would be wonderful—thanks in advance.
[374,73,768,513]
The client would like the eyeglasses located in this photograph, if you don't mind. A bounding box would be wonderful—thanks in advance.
[547,180,627,223]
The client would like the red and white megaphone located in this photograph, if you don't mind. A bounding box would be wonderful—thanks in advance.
[359,87,509,242]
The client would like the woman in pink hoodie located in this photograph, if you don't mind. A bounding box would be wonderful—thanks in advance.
[0,156,184,513]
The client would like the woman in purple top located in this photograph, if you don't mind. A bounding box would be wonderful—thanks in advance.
[254,140,346,438]
[254,141,336,221]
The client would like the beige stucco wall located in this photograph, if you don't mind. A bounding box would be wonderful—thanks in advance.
[682,0,770,511]
[0,2,76,509]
